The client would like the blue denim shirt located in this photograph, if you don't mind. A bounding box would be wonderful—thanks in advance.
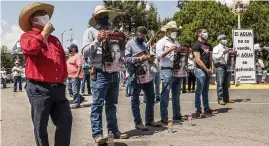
[124,39,149,73]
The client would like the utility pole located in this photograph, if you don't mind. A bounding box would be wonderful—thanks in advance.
[66,33,74,45]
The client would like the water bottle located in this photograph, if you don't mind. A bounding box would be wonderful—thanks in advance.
[188,111,194,126]
[168,121,173,133]
[108,131,114,146]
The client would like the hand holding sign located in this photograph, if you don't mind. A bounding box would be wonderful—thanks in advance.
[98,30,106,42]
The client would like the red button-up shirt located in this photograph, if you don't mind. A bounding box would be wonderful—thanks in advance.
[20,28,67,83]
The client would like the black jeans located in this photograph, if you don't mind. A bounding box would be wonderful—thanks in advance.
[215,67,230,102]
[26,81,72,146]
[188,72,196,90]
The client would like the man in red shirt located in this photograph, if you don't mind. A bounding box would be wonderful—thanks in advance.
[19,2,72,146]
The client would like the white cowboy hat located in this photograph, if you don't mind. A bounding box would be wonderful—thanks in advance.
[88,5,118,26]
[19,2,54,32]
[160,21,179,32]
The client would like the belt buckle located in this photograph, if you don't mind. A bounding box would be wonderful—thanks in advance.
[50,84,58,88]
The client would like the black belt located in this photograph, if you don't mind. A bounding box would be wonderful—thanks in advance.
[28,80,63,88]
[214,64,227,68]
[161,66,173,70]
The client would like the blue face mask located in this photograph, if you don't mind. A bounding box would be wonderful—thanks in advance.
[136,37,144,45]
[98,16,109,26]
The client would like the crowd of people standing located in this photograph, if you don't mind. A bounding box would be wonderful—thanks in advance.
[5,2,265,146]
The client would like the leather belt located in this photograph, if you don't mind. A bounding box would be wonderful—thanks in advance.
[28,80,63,88]
[161,66,173,70]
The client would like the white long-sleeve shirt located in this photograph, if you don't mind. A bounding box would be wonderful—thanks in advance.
[156,36,181,68]
[212,43,228,65]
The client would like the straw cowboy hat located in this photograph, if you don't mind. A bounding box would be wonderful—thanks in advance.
[19,2,54,32]
[160,21,180,32]
[88,5,117,26]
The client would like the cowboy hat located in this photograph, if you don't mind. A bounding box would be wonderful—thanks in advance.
[161,21,179,32]
[88,5,117,26]
[19,2,54,32]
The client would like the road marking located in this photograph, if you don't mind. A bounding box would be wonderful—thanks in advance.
[170,101,269,105]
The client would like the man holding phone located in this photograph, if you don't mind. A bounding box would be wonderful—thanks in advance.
[19,2,72,146]
[125,26,161,131]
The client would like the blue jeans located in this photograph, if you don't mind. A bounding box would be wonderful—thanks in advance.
[129,73,155,125]
[68,78,82,104]
[91,71,119,138]
[194,68,210,111]
[126,77,131,95]
[152,72,161,98]
[1,78,7,88]
[160,69,182,119]
[81,73,91,94]
[216,67,230,102]
[13,76,22,91]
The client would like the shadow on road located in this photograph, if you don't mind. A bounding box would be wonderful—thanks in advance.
[125,126,167,138]
[215,108,233,113]
[233,99,251,102]
[97,142,128,146]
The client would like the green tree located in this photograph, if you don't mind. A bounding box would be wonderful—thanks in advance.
[241,1,269,43]
[1,45,13,69]
[241,1,269,70]
[173,1,237,47]
[103,0,159,34]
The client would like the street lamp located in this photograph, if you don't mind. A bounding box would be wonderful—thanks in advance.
[226,0,250,29]
[61,28,72,48]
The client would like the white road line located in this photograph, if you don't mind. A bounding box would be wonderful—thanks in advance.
[168,101,269,105]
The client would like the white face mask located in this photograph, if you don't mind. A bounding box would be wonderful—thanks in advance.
[202,32,208,40]
[171,32,177,39]
[221,40,227,45]
[33,15,49,26]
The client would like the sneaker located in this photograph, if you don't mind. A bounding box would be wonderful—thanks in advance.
[204,108,218,115]
[161,117,168,124]
[114,132,129,139]
[196,110,206,118]
[125,93,130,97]
[94,136,108,144]
[145,121,162,127]
[218,100,226,105]
[135,124,148,131]
[70,104,80,109]
[173,115,182,122]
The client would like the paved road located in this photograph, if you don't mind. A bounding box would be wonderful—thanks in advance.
[1,83,269,146]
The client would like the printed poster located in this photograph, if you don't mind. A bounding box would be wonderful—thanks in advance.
[102,31,126,73]
[173,47,188,77]
[134,51,152,84]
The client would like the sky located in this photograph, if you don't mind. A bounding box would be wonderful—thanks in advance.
[0,0,180,52]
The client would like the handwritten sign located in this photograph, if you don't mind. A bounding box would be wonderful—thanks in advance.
[233,29,256,84]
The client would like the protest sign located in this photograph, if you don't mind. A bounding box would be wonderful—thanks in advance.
[173,47,188,77]
[102,31,126,72]
[233,29,256,84]
[134,51,152,84]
